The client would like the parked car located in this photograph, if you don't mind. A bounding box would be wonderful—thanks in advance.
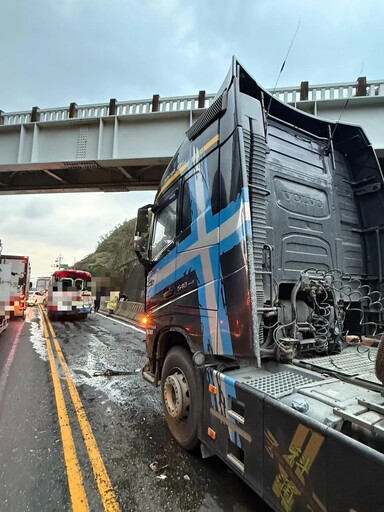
[26,290,45,306]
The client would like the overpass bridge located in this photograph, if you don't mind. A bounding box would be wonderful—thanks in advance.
[1,77,384,195]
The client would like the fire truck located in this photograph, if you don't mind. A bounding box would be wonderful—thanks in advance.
[134,59,384,511]
[0,254,30,318]
[0,242,11,334]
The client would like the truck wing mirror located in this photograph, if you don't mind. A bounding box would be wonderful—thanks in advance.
[134,204,153,256]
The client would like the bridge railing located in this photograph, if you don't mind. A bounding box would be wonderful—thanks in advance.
[1,93,216,126]
[272,79,384,104]
[2,78,384,126]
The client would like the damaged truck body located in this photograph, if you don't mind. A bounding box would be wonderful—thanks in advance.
[135,59,384,511]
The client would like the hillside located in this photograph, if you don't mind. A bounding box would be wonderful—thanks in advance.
[74,217,145,302]
[74,218,137,275]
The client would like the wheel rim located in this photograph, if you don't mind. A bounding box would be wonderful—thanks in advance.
[163,369,190,421]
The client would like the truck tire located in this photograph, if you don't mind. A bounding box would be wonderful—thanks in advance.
[161,346,200,452]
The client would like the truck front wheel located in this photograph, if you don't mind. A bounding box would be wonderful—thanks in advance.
[161,346,199,452]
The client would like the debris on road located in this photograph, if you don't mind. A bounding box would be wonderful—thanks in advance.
[149,461,159,472]
[156,474,167,480]
[93,368,138,377]
[183,474,190,481]
[150,461,169,473]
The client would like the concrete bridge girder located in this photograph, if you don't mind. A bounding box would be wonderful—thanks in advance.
[1,88,384,194]
[0,110,202,194]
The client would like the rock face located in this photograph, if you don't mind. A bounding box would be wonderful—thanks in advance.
[74,217,145,302]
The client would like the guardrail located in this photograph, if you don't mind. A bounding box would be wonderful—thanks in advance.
[1,77,384,126]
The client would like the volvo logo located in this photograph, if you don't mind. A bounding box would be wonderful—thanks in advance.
[281,190,324,208]
[274,177,329,218]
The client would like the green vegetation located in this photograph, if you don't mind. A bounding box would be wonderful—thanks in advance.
[74,218,137,276]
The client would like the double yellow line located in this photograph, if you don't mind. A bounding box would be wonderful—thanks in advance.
[39,305,121,512]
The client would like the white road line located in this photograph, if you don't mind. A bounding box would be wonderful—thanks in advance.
[96,313,145,334]
[0,321,24,404]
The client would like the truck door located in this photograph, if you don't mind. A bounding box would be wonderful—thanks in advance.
[146,191,178,324]
[175,158,220,355]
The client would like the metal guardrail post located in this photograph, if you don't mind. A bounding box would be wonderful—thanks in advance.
[108,98,117,115]
[356,76,367,97]
[31,106,39,122]
[300,81,309,101]
[198,90,206,108]
[152,94,160,112]
[69,102,78,118]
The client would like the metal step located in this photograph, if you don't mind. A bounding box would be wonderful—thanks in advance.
[142,371,155,384]
[227,409,245,425]
[227,453,245,473]
[296,346,381,387]
[243,370,316,399]
[334,399,384,435]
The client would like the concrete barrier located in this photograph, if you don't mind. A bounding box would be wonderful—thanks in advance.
[98,299,144,326]
[114,301,144,324]
[99,297,109,313]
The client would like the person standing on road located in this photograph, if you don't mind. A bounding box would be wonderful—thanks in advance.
[94,296,100,312]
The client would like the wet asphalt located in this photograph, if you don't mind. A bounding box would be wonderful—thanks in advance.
[0,308,272,512]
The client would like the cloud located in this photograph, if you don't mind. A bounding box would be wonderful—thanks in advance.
[1,0,384,276]
[1,190,155,277]
[2,0,384,113]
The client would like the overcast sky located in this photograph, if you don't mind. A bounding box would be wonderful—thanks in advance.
[1,0,383,278]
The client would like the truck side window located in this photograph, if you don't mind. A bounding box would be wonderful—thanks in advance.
[151,198,177,260]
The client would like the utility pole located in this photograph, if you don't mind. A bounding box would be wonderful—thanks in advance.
[55,254,63,268]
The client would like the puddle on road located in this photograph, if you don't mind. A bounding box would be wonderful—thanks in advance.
[25,312,158,410]
[27,316,48,362]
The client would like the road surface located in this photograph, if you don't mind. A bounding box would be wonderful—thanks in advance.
[0,307,271,511]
